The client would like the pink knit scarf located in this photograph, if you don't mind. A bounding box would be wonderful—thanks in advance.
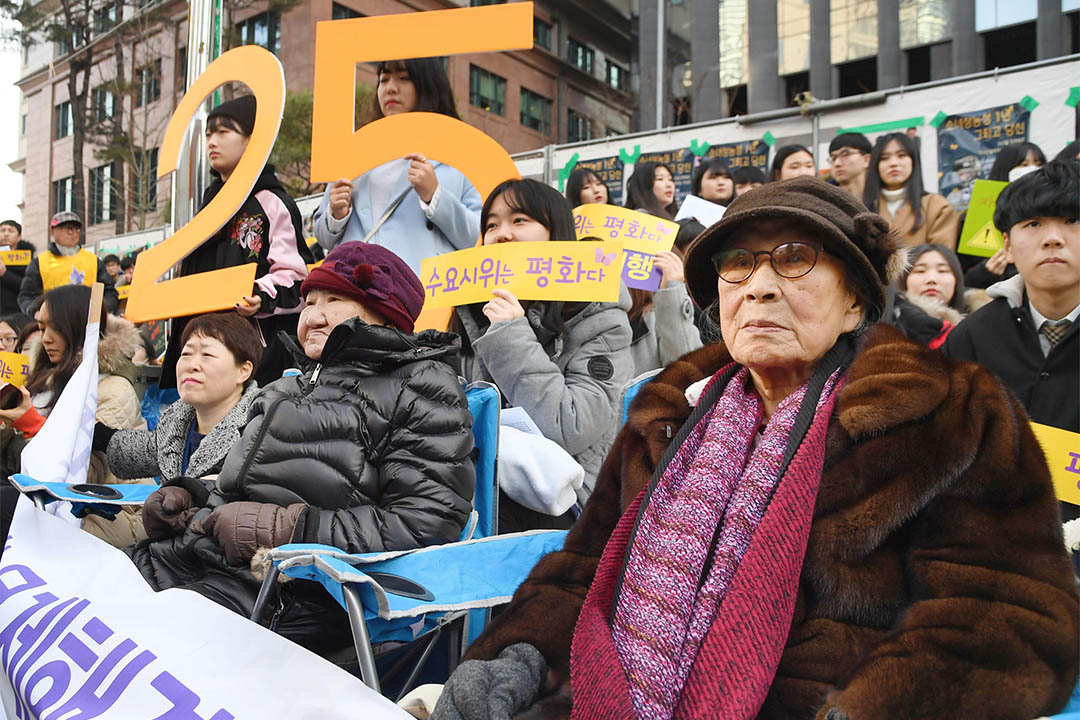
[609,365,842,720]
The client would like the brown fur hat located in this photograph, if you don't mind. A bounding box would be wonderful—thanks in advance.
[684,177,906,321]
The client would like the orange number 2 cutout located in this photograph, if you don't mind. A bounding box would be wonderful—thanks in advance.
[125,46,285,323]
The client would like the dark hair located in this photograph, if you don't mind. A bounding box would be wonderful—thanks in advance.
[179,312,263,372]
[372,58,458,121]
[25,285,108,412]
[829,133,872,155]
[769,144,813,181]
[482,178,578,242]
[691,158,736,204]
[864,132,927,233]
[206,113,248,136]
[0,313,34,337]
[625,162,678,220]
[102,254,120,265]
[674,218,706,253]
[994,159,1080,234]
[120,256,136,270]
[733,166,766,186]
[988,142,1047,182]
[14,297,42,354]
[1054,140,1080,163]
[565,168,606,206]
[898,243,967,312]
[0,220,21,234]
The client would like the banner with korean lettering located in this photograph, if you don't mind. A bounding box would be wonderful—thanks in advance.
[936,102,1030,212]
[0,495,408,719]
[0,250,31,266]
[420,241,624,309]
[573,204,678,291]
[702,139,769,172]
[0,352,29,387]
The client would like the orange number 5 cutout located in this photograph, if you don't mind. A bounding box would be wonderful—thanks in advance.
[125,46,285,323]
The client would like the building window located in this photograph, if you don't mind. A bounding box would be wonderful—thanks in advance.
[90,163,117,224]
[605,60,627,91]
[534,18,553,50]
[331,3,363,20]
[469,65,506,115]
[520,88,552,135]
[236,11,281,55]
[778,0,811,75]
[134,148,159,210]
[55,101,72,139]
[831,0,878,63]
[567,109,592,143]
[567,38,594,74]
[976,0,1038,32]
[20,113,26,135]
[92,86,116,122]
[135,60,162,107]
[94,2,118,33]
[899,0,951,48]
[719,0,749,89]
[52,177,73,214]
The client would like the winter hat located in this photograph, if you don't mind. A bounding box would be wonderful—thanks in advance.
[684,176,906,322]
[207,95,256,136]
[301,243,425,333]
[50,210,82,228]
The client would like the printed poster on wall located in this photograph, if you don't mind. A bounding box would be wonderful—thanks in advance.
[574,156,625,206]
[637,148,696,204]
[702,139,770,172]
[936,102,1030,212]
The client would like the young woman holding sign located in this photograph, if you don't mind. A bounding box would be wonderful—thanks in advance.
[313,58,483,275]
[453,179,633,529]
[158,95,315,390]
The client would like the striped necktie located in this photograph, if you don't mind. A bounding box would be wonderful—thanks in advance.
[1040,319,1072,349]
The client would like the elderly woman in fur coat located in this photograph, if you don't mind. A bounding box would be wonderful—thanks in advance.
[434,178,1079,720]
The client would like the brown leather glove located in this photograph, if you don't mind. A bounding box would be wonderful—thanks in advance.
[142,486,198,540]
[195,501,306,566]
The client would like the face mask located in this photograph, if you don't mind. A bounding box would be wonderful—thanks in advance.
[1008,164,1040,183]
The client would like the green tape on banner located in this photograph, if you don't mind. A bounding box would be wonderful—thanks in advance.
[1019,95,1039,112]
[689,139,711,157]
[1066,87,1080,108]
[619,145,642,166]
[762,131,776,147]
[929,111,948,129]
[557,152,580,192]
[837,116,925,136]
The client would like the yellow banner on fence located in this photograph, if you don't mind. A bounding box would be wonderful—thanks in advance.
[420,241,624,309]
[0,352,30,387]
[1031,422,1080,506]
[571,204,678,255]
[0,250,32,266]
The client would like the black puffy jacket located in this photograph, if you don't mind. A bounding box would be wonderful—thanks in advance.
[211,319,476,553]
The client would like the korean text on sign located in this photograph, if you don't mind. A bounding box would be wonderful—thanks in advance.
[420,241,625,309]
[572,205,677,290]
[0,352,29,387]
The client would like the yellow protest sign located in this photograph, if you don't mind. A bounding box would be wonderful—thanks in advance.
[0,352,30,387]
[420,241,624,309]
[1031,422,1080,506]
[572,204,678,291]
[0,250,31,266]
[125,45,285,323]
[116,285,131,300]
[957,179,1008,258]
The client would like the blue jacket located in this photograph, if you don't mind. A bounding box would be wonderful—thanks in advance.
[312,160,482,275]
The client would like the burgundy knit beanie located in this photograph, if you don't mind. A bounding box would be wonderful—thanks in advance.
[684,177,907,322]
[301,244,425,333]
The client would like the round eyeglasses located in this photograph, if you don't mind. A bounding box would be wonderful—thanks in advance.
[711,242,822,284]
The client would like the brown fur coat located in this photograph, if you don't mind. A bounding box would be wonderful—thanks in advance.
[465,324,1079,719]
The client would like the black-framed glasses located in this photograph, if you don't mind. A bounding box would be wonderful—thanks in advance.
[829,148,863,163]
[712,242,822,284]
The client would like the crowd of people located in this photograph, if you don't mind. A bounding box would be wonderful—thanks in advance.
[0,53,1077,719]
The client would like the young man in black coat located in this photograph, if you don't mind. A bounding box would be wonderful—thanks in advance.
[943,159,1078,517]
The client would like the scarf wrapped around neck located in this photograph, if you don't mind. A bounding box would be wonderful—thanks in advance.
[572,336,855,720]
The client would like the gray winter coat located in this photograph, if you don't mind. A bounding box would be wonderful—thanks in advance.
[629,281,703,376]
[105,383,260,480]
[455,296,634,495]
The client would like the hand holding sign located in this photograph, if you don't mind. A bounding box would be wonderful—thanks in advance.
[483,288,526,325]
[328,179,354,221]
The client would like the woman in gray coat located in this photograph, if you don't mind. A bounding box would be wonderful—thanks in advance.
[454,180,634,530]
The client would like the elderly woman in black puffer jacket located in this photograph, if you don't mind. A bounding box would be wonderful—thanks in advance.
[126,243,475,653]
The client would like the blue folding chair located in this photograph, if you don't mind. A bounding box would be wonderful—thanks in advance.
[247,381,563,699]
